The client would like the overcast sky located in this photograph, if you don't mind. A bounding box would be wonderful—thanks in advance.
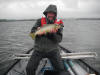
[0,0,100,19]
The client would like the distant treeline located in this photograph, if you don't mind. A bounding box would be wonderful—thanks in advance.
[76,18,100,20]
[0,19,37,22]
[0,18,100,22]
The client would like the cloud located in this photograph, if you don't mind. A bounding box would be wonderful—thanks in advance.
[37,0,66,11]
[0,0,100,19]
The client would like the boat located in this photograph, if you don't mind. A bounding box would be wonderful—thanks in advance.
[6,45,97,75]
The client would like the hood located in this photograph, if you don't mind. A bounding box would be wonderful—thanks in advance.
[43,4,57,17]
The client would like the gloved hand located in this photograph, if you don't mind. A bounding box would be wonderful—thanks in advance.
[49,28,58,33]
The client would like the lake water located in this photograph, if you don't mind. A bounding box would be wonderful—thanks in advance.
[0,19,100,74]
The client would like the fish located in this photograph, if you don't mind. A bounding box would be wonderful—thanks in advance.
[29,24,61,40]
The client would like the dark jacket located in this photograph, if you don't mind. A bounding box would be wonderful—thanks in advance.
[31,5,64,52]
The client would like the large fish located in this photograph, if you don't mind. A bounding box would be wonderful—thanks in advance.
[29,24,61,40]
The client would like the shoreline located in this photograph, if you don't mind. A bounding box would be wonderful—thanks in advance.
[0,18,100,22]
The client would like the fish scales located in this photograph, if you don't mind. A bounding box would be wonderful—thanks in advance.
[30,24,61,40]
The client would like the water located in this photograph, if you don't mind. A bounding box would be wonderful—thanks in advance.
[62,19,100,73]
[0,20,100,74]
[0,21,34,74]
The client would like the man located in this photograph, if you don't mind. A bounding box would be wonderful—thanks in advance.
[26,4,69,75]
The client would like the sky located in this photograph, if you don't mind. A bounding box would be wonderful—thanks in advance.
[0,0,100,19]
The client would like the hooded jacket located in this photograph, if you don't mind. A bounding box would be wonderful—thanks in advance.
[43,4,57,17]
[31,4,64,52]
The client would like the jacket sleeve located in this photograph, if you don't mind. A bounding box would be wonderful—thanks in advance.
[31,19,41,33]
[46,24,64,43]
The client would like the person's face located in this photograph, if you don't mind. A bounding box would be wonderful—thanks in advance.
[47,12,56,21]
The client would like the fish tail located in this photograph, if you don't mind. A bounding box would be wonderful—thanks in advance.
[29,33,35,40]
